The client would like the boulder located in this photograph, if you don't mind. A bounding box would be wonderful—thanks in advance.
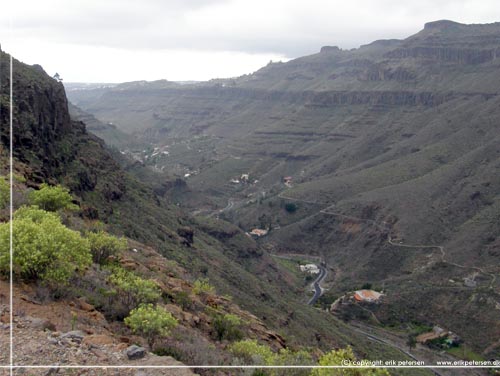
[61,330,85,344]
[126,344,147,360]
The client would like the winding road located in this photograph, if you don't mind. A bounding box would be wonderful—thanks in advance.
[307,265,327,306]
[270,253,328,305]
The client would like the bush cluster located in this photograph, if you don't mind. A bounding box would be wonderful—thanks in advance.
[107,266,161,308]
[213,313,243,341]
[87,230,127,264]
[124,303,178,348]
[0,206,91,284]
[192,278,216,295]
[28,183,78,212]
[230,340,312,375]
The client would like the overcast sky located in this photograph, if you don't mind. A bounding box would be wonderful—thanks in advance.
[2,0,500,82]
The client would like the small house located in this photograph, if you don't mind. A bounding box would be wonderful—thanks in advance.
[299,264,320,274]
[250,228,268,237]
[353,289,383,303]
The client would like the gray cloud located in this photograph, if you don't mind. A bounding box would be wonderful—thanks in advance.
[6,0,500,57]
[3,0,500,81]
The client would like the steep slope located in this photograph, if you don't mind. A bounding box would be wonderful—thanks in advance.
[0,48,429,372]
[66,21,500,357]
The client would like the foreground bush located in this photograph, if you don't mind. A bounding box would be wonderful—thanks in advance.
[87,230,127,264]
[124,303,178,348]
[229,340,313,375]
[229,339,274,364]
[0,206,91,284]
[312,347,390,376]
[28,183,78,212]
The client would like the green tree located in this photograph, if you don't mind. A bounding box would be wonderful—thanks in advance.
[0,176,8,209]
[86,230,127,264]
[124,303,178,348]
[0,206,91,284]
[407,334,417,352]
[29,183,78,212]
[311,347,390,376]
[285,203,297,213]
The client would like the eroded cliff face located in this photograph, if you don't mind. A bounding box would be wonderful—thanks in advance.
[0,51,126,209]
[385,46,500,64]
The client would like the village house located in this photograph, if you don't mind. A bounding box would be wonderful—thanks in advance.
[353,289,383,303]
[250,228,268,237]
[416,326,461,346]
[463,277,477,288]
[299,264,320,274]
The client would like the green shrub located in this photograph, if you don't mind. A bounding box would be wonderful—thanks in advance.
[229,339,274,364]
[13,173,26,183]
[213,313,243,341]
[153,345,184,360]
[284,203,297,213]
[192,278,215,295]
[0,206,91,284]
[124,303,178,348]
[174,290,193,310]
[268,347,313,376]
[86,230,127,264]
[29,183,78,212]
[107,266,161,308]
[230,340,313,375]
[311,347,389,375]
[0,176,8,209]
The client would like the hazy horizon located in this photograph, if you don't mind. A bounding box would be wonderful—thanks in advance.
[2,0,500,82]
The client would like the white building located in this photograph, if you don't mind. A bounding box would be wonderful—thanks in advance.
[299,264,320,274]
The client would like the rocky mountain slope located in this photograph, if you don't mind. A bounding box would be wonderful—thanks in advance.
[0,48,429,374]
[66,20,500,358]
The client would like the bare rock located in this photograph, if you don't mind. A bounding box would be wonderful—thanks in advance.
[61,330,85,344]
[126,344,147,360]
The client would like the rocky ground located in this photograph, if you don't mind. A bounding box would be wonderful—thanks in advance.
[0,280,196,376]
